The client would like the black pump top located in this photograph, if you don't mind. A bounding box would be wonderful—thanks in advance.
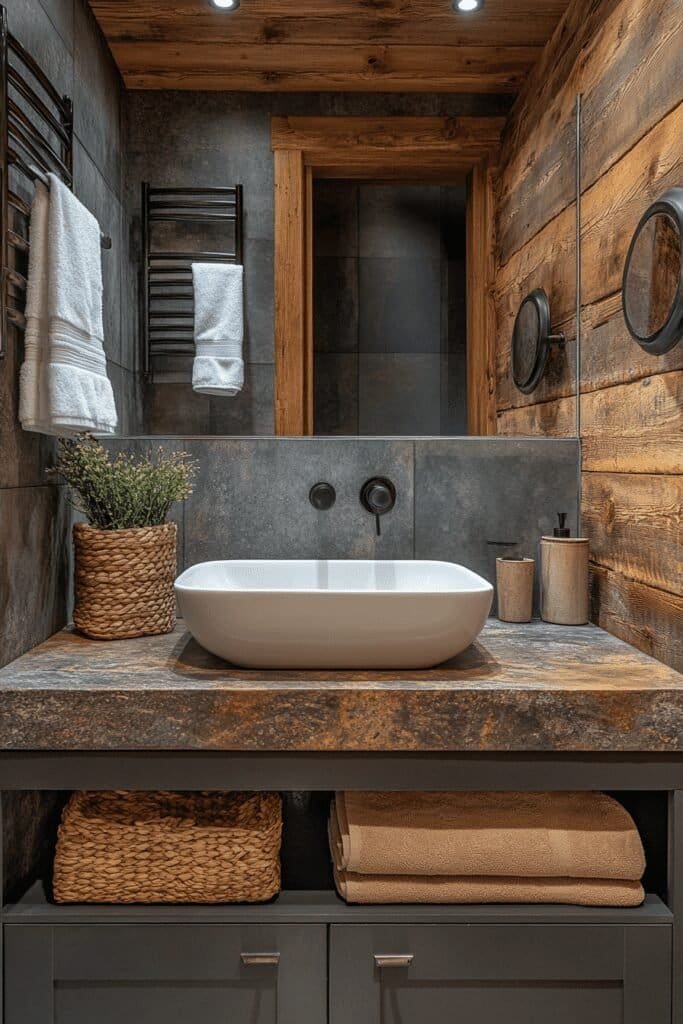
[554,512,571,538]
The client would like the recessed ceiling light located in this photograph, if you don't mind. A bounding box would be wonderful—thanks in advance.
[453,0,482,10]
[211,0,240,9]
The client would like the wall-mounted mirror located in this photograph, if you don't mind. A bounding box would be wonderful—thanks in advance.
[622,187,683,355]
[511,288,566,395]
[127,101,580,440]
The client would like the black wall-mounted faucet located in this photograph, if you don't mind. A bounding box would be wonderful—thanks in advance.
[360,477,396,536]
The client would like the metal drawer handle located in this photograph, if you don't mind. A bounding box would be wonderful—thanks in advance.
[241,952,281,967]
[374,954,414,968]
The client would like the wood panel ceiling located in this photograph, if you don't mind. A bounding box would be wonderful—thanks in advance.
[88,0,572,93]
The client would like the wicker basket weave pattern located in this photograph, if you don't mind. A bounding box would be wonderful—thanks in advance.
[53,791,282,904]
[73,522,177,640]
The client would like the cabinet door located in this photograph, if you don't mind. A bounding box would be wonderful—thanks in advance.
[330,924,671,1024]
[5,924,326,1024]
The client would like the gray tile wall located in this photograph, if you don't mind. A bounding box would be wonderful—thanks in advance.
[315,182,469,436]
[0,0,137,668]
[105,436,580,612]
[126,92,511,436]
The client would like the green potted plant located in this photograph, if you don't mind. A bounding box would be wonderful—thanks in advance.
[53,437,196,640]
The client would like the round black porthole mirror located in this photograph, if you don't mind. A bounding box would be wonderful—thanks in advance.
[511,288,565,394]
[623,187,683,355]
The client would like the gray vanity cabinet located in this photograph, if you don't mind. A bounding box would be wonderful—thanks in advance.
[4,924,327,1024]
[329,924,672,1024]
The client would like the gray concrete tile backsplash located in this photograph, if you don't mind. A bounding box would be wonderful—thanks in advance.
[102,438,580,610]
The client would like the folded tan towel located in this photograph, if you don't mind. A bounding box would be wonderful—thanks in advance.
[333,863,645,907]
[333,791,645,880]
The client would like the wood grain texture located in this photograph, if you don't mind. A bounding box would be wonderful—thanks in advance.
[274,149,307,435]
[0,621,682,752]
[466,161,497,435]
[496,0,681,265]
[493,0,682,668]
[90,0,571,48]
[272,116,506,154]
[88,0,570,93]
[581,436,683,476]
[590,565,683,672]
[496,395,576,437]
[579,373,683,437]
[582,473,682,594]
[580,293,683,394]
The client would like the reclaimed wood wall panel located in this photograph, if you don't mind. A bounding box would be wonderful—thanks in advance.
[495,396,576,438]
[467,160,497,435]
[89,0,570,93]
[493,0,683,667]
[582,473,682,595]
[589,565,683,672]
[496,0,680,264]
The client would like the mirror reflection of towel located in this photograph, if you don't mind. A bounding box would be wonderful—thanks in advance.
[192,262,244,396]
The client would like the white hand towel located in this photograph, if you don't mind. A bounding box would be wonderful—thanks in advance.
[192,262,244,396]
[19,173,118,436]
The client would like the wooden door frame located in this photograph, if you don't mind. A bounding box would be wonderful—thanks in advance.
[272,116,502,436]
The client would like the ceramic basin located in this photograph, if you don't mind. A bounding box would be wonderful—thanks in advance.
[175,559,493,670]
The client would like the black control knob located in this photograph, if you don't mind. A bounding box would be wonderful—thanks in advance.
[360,477,396,535]
[309,482,336,511]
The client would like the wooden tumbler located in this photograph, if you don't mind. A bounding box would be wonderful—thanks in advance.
[540,537,589,625]
[496,557,535,623]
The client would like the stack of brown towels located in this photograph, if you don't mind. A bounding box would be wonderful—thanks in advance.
[329,791,645,906]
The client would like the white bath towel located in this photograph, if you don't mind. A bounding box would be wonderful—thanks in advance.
[192,262,244,396]
[19,173,117,436]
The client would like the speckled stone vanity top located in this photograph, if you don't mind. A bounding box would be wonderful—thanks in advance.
[0,621,681,752]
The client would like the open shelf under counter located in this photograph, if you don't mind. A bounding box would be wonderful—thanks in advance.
[4,882,672,926]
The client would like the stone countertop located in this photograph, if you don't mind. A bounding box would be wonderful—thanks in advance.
[0,621,681,752]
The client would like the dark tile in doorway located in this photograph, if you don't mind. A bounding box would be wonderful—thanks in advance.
[314,258,359,354]
[314,181,359,259]
[314,354,359,435]
[359,258,441,354]
[358,354,442,436]
[359,185,442,260]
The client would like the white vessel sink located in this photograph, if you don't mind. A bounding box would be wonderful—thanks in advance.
[175,559,493,670]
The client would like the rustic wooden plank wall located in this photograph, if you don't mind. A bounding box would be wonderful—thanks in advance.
[493,0,683,669]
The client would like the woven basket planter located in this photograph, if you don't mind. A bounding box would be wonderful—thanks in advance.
[53,791,282,904]
[73,521,177,640]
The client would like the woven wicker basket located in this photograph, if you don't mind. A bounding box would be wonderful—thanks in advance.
[53,791,282,904]
[73,521,177,640]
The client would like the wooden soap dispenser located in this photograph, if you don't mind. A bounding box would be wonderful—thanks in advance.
[540,514,589,625]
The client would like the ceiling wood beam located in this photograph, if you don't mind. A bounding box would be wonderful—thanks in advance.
[112,42,538,93]
[90,0,570,49]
